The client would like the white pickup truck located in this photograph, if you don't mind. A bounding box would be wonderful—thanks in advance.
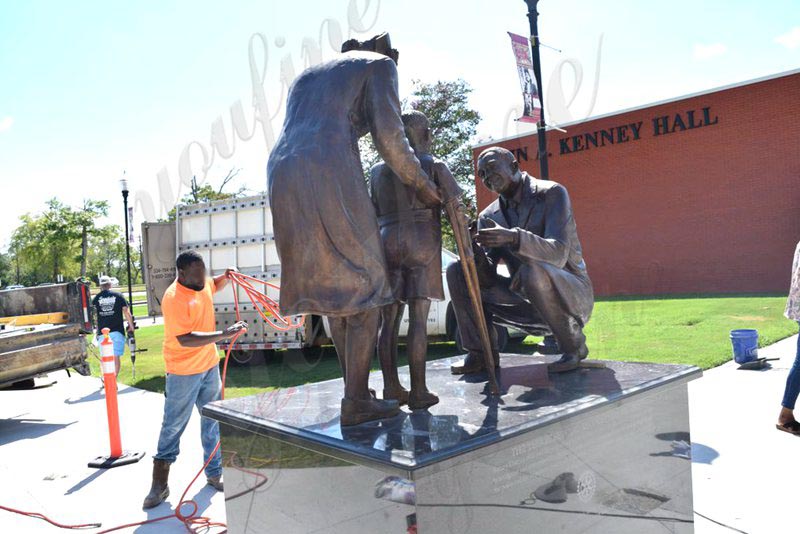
[142,194,524,363]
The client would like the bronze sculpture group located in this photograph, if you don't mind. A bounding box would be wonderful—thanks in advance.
[268,33,594,426]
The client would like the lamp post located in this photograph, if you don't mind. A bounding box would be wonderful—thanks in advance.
[524,0,549,180]
[119,176,134,310]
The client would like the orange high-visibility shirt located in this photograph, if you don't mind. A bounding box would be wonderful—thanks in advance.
[161,278,219,375]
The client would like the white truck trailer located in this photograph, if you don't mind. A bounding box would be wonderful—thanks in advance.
[142,193,520,363]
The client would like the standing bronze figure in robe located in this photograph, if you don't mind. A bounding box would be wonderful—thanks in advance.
[370,111,462,410]
[267,33,441,426]
[447,147,594,374]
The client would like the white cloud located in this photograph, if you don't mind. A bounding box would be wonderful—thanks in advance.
[775,27,800,49]
[693,43,727,60]
[0,116,13,133]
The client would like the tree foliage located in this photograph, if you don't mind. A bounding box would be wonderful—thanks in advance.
[86,224,141,286]
[359,79,482,251]
[4,199,140,288]
[0,251,12,287]
[73,199,110,277]
[164,168,247,221]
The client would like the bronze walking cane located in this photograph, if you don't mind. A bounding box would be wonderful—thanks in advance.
[444,198,501,395]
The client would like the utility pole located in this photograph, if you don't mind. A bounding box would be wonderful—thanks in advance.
[119,175,134,310]
[524,0,549,179]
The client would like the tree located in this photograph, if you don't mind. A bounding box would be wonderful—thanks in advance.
[86,224,142,285]
[0,251,12,287]
[87,225,124,280]
[10,200,81,283]
[72,199,109,277]
[7,198,125,286]
[164,167,248,221]
[359,79,482,250]
[408,79,481,215]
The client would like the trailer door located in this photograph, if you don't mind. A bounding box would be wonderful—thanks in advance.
[141,221,176,317]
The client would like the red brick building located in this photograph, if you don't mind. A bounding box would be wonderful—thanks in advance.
[473,69,800,296]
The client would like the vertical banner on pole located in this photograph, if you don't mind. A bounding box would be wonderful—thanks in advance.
[127,206,135,244]
[508,32,542,124]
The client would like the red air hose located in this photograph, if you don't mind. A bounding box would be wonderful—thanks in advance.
[1,272,279,533]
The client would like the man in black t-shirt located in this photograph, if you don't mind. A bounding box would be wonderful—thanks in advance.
[92,276,135,375]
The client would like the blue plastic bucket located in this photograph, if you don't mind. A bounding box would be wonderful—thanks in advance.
[730,329,759,364]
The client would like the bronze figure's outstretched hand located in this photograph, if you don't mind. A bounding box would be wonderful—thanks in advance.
[475,219,519,249]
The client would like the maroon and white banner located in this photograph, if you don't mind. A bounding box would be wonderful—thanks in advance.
[127,206,135,243]
[508,32,542,124]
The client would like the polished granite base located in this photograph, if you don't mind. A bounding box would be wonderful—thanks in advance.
[203,354,701,534]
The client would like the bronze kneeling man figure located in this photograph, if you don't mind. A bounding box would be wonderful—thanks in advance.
[447,147,594,374]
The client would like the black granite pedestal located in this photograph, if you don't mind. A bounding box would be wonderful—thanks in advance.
[203,354,701,534]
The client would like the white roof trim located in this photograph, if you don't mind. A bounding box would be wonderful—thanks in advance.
[473,67,800,149]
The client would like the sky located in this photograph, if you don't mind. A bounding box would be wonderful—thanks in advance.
[0,0,798,249]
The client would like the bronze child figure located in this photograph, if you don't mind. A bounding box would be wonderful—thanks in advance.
[370,110,462,410]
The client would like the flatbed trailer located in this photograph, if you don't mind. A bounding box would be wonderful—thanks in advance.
[0,282,92,387]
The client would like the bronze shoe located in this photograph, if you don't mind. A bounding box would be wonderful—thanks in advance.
[547,344,589,373]
[383,387,409,406]
[408,390,439,411]
[451,351,498,375]
[341,397,401,426]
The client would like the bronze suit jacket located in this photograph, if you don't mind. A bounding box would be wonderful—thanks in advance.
[478,173,594,324]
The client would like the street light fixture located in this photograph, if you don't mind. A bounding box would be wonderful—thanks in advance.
[119,175,134,312]
[524,0,549,180]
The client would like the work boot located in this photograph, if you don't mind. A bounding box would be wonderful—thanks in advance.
[207,475,224,492]
[547,343,589,373]
[142,459,170,509]
[450,350,499,375]
[341,397,401,426]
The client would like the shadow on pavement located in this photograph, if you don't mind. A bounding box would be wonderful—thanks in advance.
[65,468,108,495]
[64,386,137,405]
[0,418,76,446]
[690,442,720,464]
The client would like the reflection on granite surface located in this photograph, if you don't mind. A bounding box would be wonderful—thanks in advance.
[208,355,701,533]
[211,355,700,534]
[205,354,699,470]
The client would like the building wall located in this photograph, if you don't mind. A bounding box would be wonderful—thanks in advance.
[474,72,800,296]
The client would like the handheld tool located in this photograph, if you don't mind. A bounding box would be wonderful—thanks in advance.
[127,330,147,380]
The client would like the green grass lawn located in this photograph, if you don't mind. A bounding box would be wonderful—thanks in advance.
[92,294,798,398]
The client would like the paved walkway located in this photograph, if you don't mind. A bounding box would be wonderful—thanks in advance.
[1,333,798,533]
[0,372,225,533]
[691,333,799,534]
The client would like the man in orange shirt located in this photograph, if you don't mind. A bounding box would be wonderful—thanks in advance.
[143,251,246,509]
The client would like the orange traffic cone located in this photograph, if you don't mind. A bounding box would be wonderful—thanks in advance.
[88,328,144,469]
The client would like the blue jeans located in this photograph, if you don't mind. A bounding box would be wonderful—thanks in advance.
[781,323,800,410]
[154,366,222,478]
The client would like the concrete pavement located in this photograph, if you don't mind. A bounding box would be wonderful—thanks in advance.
[1,332,798,533]
[0,371,226,533]
[691,332,799,534]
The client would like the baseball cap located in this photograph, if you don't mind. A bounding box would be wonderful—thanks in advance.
[99,276,112,285]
